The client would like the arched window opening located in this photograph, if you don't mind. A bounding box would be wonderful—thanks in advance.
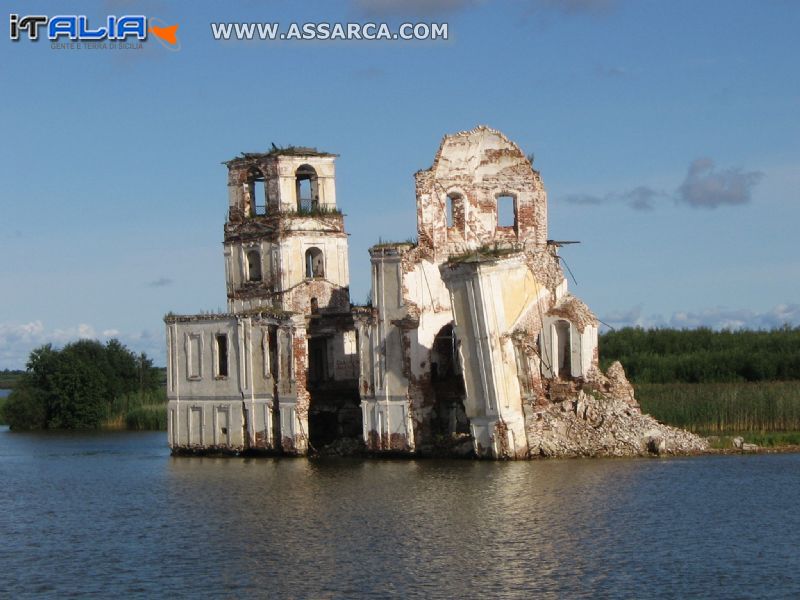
[247,250,262,282]
[310,297,319,314]
[305,247,324,279]
[497,194,517,228]
[246,168,268,216]
[295,164,319,212]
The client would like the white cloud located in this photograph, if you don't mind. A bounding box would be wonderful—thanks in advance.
[601,303,800,331]
[0,321,164,370]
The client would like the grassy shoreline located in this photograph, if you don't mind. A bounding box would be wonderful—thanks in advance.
[4,381,800,441]
[635,381,800,449]
[0,389,168,431]
[103,389,167,430]
[636,381,800,433]
[704,432,800,450]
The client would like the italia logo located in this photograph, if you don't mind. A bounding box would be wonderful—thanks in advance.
[9,14,180,49]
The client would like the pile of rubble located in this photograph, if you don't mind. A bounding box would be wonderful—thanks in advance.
[525,362,709,458]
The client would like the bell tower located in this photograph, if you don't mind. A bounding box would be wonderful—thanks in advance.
[222,146,352,316]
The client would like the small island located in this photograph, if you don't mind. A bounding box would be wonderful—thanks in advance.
[1,339,164,431]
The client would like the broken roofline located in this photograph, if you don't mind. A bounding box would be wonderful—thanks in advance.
[223,145,338,166]
[416,124,538,175]
[164,307,296,323]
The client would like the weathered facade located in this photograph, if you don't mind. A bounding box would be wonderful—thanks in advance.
[166,147,359,455]
[166,126,707,458]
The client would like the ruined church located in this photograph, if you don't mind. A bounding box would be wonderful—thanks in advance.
[165,126,706,458]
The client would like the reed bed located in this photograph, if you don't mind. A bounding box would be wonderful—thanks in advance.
[125,404,168,431]
[636,381,800,434]
[104,389,167,431]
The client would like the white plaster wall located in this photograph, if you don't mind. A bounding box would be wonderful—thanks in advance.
[371,256,408,402]
[540,317,597,379]
[166,317,242,401]
[442,258,534,458]
[225,241,275,290]
[278,234,349,292]
[165,315,303,452]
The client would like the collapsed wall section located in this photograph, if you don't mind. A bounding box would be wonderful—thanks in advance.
[524,364,709,457]
[439,251,707,458]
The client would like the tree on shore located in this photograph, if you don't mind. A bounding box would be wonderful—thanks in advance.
[2,340,161,430]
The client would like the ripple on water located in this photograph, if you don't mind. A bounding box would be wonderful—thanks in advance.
[1,431,799,598]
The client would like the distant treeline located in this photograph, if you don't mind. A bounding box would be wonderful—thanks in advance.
[0,369,25,389]
[600,327,800,384]
[1,340,163,430]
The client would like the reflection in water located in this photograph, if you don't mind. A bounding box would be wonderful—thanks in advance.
[2,428,800,598]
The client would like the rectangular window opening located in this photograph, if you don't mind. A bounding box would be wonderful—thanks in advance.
[446,196,454,228]
[497,195,516,228]
[216,334,229,378]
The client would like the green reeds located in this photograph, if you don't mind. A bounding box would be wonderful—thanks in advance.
[636,381,800,434]
[104,389,167,431]
[125,404,167,431]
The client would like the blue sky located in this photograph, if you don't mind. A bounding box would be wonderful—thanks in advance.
[1,0,798,368]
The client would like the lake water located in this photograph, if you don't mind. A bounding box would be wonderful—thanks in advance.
[0,389,10,398]
[1,428,799,599]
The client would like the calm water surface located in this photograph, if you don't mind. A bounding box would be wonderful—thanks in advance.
[1,427,799,599]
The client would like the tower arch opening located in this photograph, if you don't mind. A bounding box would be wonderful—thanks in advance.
[305,247,324,279]
[295,164,319,212]
[246,167,268,216]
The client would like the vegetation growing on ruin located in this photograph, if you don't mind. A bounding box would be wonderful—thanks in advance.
[262,144,332,157]
[448,244,519,263]
[372,236,417,249]
[599,326,800,383]
[1,340,163,431]
[283,204,342,217]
